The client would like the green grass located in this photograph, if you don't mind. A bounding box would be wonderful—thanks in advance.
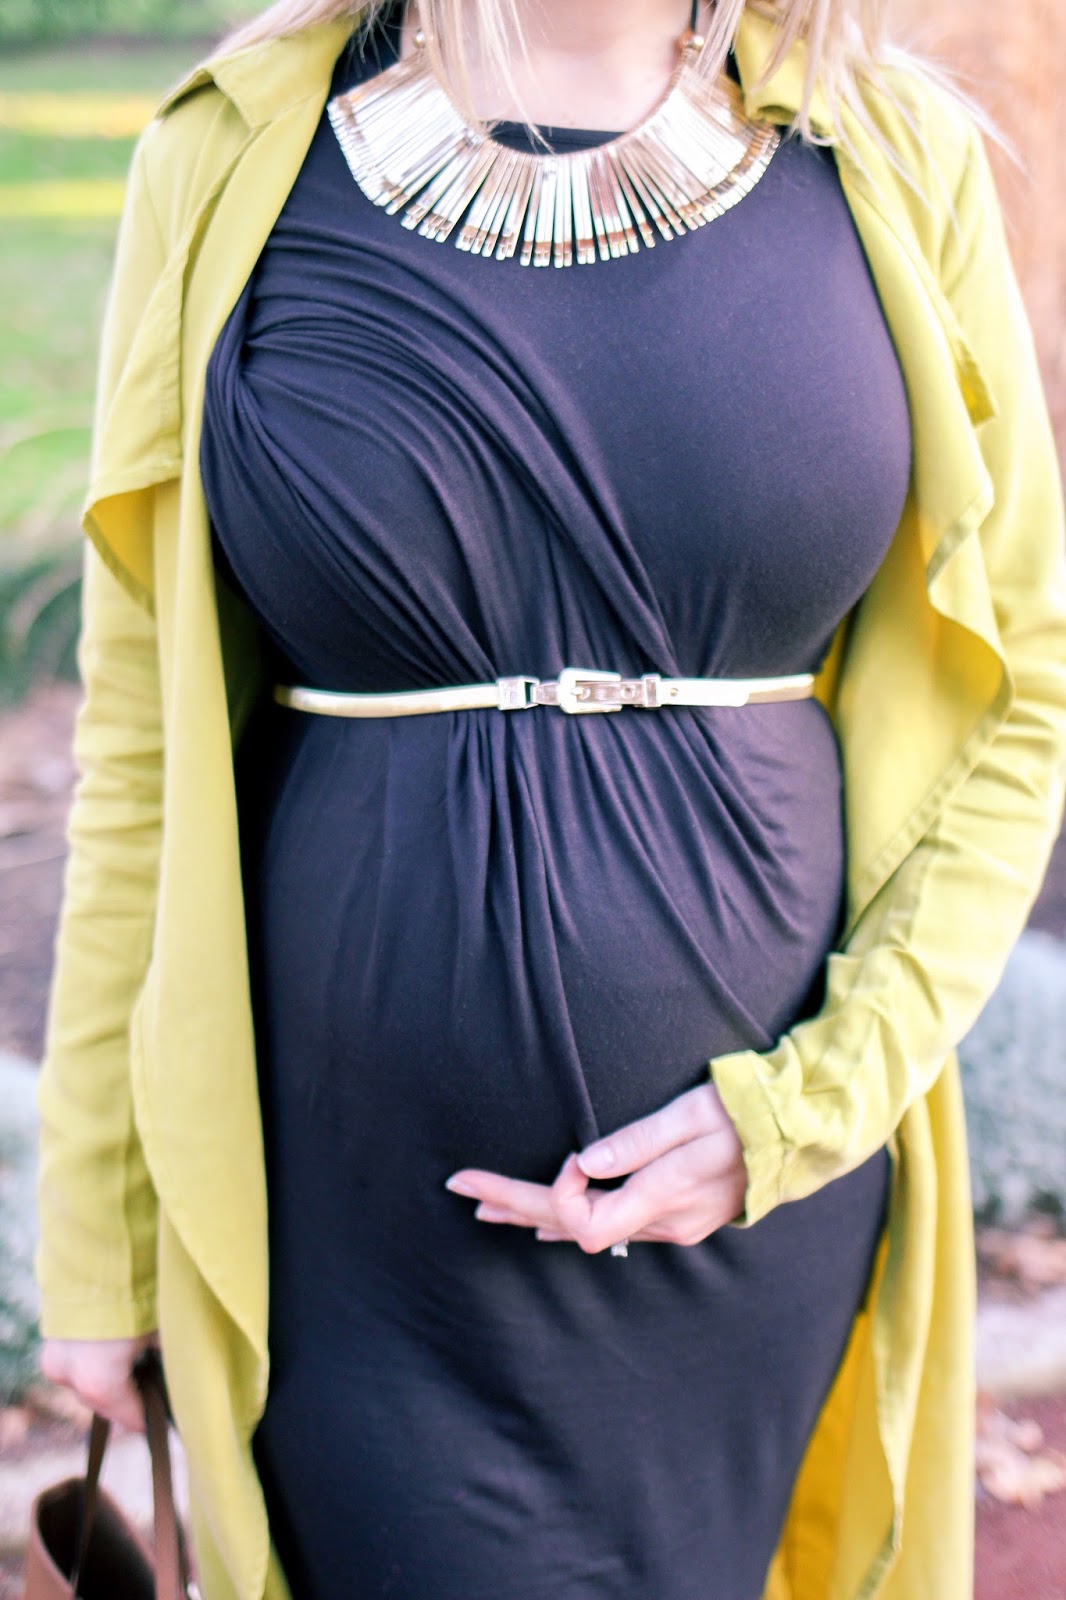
[0,37,222,696]
[0,45,199,94]
[0,128,138,183]
[0,42,210,94]
[0,216,111,695]
[0,212,116,611]
[1,218,116,428]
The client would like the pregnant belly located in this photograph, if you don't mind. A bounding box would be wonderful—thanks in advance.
[236,698,845,1180]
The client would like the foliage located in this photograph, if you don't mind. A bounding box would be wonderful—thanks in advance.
[0,205,116,701]
[0,541,83,705]
[0,0,254,47]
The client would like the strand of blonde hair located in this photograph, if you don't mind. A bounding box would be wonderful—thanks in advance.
[211,0,996,192]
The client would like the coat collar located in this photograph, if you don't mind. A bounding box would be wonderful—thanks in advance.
[152,12,358,127]
[152,5,831,135]
[732,9,833,135]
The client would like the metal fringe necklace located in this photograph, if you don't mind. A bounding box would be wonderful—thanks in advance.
[327,1,780,267]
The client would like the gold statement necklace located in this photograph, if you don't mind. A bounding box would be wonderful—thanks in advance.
[327,1,781,267]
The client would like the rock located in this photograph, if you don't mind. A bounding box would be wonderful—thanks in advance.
[0,1054,40,1405]
[976,1287,1066,1399]
[958,930,1066,1223]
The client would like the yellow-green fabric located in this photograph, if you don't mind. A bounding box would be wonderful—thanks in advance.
[35,9,1066,1600]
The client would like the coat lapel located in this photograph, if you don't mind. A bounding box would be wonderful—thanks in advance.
[125,20,360,1383]
[82,17,359,603]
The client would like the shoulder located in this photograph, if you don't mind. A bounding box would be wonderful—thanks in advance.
[845,60,985,225]
[860,58,978,178]
[126,81,246,252]
[127,17,353,248]
[844,60,992,267]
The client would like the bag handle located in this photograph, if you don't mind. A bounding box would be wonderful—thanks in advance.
[69,1347,189,1600]
[69,1412,110,1594]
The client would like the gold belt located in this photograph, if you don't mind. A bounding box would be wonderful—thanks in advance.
[274,667,816,718]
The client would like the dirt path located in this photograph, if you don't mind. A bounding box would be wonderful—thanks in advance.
[976,1391,1066,1600]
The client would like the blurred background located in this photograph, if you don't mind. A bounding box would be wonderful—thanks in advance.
[0,2,1064,1595]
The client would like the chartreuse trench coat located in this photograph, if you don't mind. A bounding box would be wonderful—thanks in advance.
[34,6,1066,1598]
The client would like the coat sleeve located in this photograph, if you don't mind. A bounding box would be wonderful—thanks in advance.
[709,118,1066,1225]
[35,133,167,1338]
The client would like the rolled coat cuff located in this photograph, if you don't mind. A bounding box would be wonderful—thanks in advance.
[36,1286,159,1342]
[708,1049,789,1225]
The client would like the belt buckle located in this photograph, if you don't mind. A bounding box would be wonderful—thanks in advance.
[557,667,623,714]
[497,675,541,711]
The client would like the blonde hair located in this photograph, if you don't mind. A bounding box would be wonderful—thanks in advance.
[214,0,975,167]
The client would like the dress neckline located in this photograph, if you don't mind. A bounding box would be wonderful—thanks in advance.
[334,2,739,156]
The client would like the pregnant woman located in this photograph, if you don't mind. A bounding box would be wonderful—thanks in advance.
[35,1,1066,1598]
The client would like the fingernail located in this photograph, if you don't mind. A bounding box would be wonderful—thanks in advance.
[578,1143,614,1178]
[445,1176,479,1198]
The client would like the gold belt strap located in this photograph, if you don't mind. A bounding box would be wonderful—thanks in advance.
[274,667,816,718]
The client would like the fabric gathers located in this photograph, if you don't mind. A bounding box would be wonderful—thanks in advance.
[198,6,911,1596]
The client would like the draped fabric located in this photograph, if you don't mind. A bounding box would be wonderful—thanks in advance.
[198,8,911,1596]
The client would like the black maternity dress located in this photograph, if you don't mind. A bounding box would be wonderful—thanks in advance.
[199,9,911,1598]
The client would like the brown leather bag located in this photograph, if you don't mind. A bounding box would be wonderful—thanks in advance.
[23,1348,190,1600]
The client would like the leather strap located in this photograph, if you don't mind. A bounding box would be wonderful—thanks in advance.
[137,1353,188,1600]
[70,1350,187,1600]
[69,1414,110,1597]
[275,667,815,719]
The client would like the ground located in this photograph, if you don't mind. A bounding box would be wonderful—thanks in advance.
[976,1392,1066,1600]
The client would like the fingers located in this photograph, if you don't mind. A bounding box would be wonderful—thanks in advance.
[39,1334,158,1434]
[451,1147,699,1253]
[449,1153,617,1248]
[534,1229,678,1245]
[566,1119,744,1248]
[447,1170,557,1221]
[565,1141,711,1251]
[452,1154,595,1234]
[90,1382,147,1435]
[493,1139,743,1251]
[549,1152,595,1236]
[445,1096,747,1255]
[576,1083,724,1181]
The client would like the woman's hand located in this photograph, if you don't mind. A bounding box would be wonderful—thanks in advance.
[39,1332,161,1433]
[446,1082,748,1253]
